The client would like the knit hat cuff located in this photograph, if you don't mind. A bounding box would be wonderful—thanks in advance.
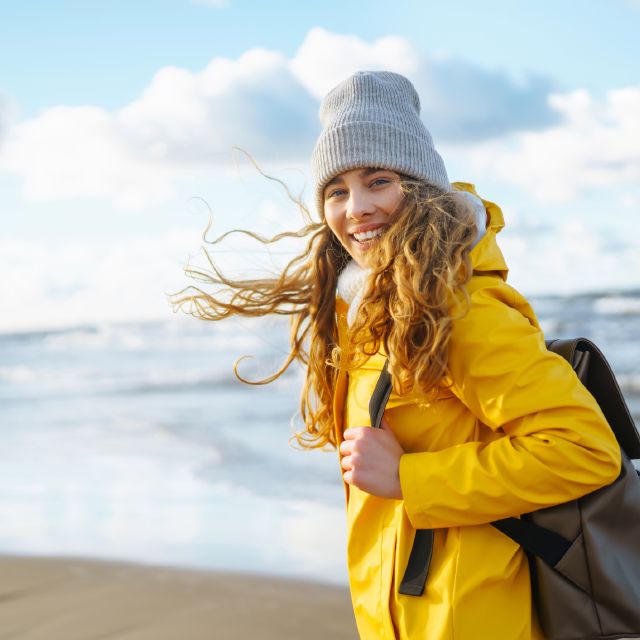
[312,120,451,217]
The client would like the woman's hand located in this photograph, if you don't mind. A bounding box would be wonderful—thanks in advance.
[339,416,404,499]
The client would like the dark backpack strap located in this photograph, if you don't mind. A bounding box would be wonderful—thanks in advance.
[369,360,434,596]
[491,517,571,567]
[369,359,392,429]
[553,338,640,460]
[398,529,434,596]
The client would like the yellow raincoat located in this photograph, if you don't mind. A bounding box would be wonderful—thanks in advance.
[333,183,621,639]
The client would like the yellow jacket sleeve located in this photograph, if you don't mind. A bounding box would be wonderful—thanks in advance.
[398,280,621,529]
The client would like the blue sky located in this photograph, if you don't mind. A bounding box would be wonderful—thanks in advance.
[3,0,639,109]
[1,0,639,332]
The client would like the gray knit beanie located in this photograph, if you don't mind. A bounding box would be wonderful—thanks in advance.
[311,71,451,217]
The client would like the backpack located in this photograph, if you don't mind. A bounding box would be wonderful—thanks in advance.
[369,337,640,640]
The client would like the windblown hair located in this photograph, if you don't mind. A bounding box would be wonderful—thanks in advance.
[170,173,477,451]
[347,179,477,398]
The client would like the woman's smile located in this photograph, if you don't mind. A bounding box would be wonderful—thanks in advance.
[350,223,386,245]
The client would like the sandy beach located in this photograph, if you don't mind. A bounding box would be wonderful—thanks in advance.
[0,555,357,639]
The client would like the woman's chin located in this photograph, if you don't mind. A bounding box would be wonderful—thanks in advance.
[349,239,383,268]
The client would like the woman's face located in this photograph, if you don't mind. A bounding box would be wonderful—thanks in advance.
[323,167,404,268]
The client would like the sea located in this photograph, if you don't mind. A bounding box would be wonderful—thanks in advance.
[1,290,639,586]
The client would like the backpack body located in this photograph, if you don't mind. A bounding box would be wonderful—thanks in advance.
[522,450,640,639]
[502,339,640,640]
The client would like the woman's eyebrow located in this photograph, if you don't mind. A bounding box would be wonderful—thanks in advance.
[359,167,384,177]
[325,175,343,188]
[325,168,388,189]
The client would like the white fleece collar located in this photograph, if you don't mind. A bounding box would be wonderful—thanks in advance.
[336,260,371,327]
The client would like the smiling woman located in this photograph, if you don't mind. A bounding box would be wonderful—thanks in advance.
[172,71,621,640]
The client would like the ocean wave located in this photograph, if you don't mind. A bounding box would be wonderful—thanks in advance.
[537,319,560,335]
[193,449,340,505]
[4,372,300,404]
[0,365,39,384]
[42,324,146,351]
[0,364,98,390]
[0,317,289,358]
[119,373,249,394]
[0,364,262,399]
[618,373,640,395]
[594,295,640,316]
[0,321,157,351]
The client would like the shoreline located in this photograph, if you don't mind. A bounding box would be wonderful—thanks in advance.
[0,554,357,639]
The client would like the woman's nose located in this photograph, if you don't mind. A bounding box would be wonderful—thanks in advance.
[346,189,374,219]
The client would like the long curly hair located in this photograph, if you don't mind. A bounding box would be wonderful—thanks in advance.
[170,173,477,451]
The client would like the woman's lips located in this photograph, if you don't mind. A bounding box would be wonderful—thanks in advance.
[353,228,384,242]
[350,224,386,245]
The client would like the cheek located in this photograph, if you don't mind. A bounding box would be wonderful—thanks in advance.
[384,187,405,214]
[324,210,346,242]
[324,215,357,259]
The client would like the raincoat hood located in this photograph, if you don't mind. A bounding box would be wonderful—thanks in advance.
[454,181,508,281]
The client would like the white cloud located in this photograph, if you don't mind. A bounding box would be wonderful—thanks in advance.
[118,48,317,166]
[620,192,639,208]
[0,29,555,208]
[289,27,420,99]
[0,47,318,209]
[0,230,200,333]
[464,87,640,201]
[0,106,177,208]
[412,58,557,141]
[0,92,18,146]
[501,218,640,297]
[290,28,557,141]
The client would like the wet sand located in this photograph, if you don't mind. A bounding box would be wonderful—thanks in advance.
[0,555,357,639]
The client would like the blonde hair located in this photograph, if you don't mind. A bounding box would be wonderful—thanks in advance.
[346,179,475,400]
[171,173,476,450]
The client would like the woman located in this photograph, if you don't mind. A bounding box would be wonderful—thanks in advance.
[175,71,621,639]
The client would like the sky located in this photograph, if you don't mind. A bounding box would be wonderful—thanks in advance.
[1,0,639,333]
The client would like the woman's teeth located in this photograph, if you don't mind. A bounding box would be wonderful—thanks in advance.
[353,228,383,242]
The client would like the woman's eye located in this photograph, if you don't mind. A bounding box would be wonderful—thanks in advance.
[371,178,390,187]
[326,188,346,199]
